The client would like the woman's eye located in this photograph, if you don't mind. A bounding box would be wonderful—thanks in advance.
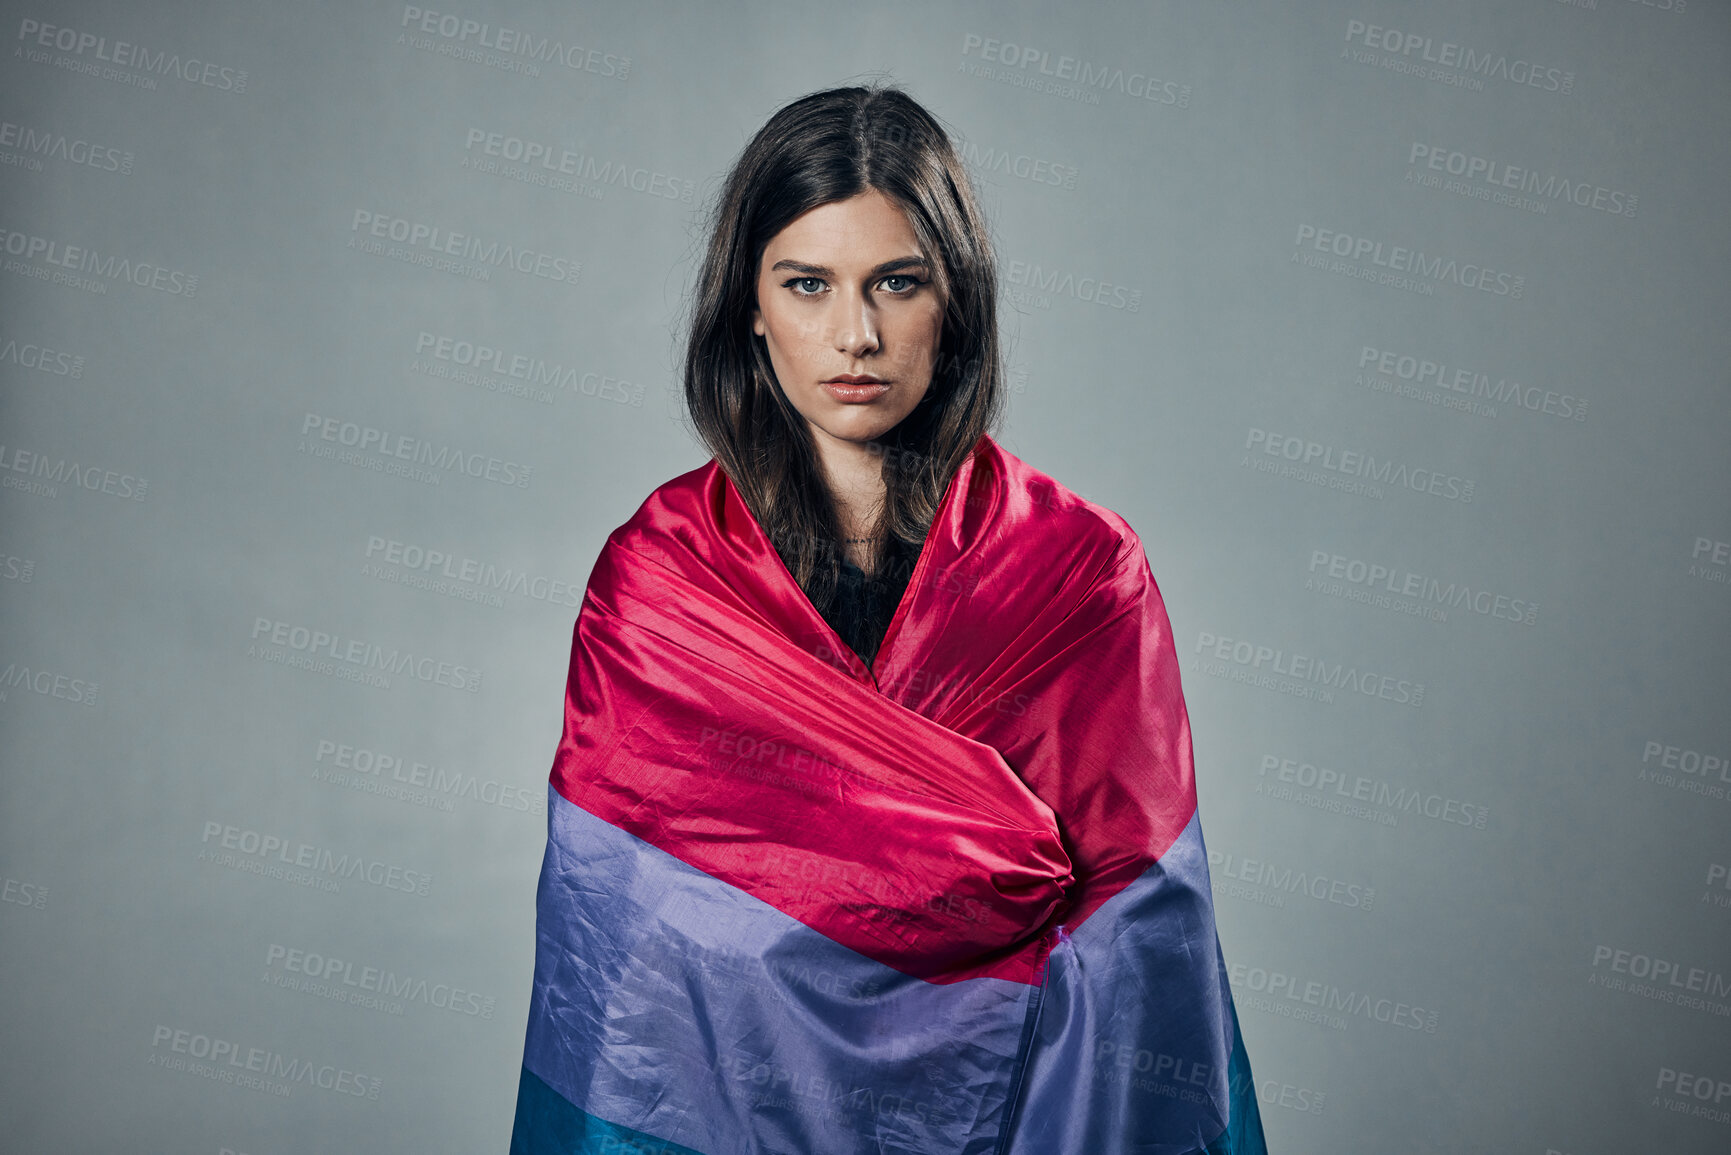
[790,277,824,295]
[880,275,919,293]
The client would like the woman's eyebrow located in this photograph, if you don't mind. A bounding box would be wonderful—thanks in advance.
[770,256,930,277]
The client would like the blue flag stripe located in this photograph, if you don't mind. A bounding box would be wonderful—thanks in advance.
[515,789,1255,1153]
[512,1066,708,1155]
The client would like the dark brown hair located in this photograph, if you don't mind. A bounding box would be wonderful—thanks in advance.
[682,84,1003,610]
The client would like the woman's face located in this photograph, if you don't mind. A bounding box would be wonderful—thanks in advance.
[751,189,946,453]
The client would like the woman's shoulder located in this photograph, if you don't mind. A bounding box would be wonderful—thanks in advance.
[964,437,1166,636]
[597,458,724,571]
[979,436,1143,570]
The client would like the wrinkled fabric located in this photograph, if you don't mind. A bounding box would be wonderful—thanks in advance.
[512,435,1265,1154]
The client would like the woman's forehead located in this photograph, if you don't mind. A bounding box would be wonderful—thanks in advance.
[761,191,922,264]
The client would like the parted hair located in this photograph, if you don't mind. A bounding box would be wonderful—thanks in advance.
[682,83,1004,610]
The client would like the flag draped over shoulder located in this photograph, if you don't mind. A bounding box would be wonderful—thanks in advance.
[511,435,1265,1155]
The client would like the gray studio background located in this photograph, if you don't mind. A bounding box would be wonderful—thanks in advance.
[2,1,1728,1152]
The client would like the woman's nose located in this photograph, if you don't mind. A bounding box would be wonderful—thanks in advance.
[830,290,879,357]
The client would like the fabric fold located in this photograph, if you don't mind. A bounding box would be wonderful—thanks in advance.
[513,434,1264,1153]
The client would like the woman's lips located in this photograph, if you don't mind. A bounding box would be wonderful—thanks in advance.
[822,381,890,403]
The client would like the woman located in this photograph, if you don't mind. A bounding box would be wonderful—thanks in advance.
[511,85,1265,1155]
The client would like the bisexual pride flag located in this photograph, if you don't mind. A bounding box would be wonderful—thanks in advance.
[511,436,1265,1154]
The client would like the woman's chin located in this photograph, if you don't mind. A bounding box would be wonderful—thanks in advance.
[810,413,906,446]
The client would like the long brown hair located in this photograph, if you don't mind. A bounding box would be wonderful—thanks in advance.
[682,84,1004,611]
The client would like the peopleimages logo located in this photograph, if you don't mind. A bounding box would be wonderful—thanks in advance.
[1228,960,1439,1034]
[198,820,434,897]
[1255,754,1489,831]
[958,33,1191,108]
[1260,1078,1327,1117]
[397,6,631,79]
[248,616,483,693]
[0,441,147,501]
[1,225,198,297]
[149,1025,380,1101]
[1654,1067,1731,1125]
[462,128,693,201]
[1090,1039,1215,1104]
[0,659,98,706]
[1590,943,1731,1023]
[716,1051,942,1127]
[1342,18,1574,95]
[1705,862,1731,909]
[265,943,497,1019]
[314,738,545,817]
[15,18,249,92]
[0,333,85,378]
[1307,549,1538,626]
[411,331,644,407]
[1209,849,1375,912]
[1407,142,1635,218]
[348,210,579,286]
[1194,630,1426,707]
[1243,428,1475,504]
[1357,345,1585,423]
[412,329,557,405]
[1591,945,1731,1004]
[364,535,581,609]
[298,412,531,489]
[0,442,148,501]
[1003,257,1141,312]
[1691,536,1730,587]
[0,550,34,583]
[1294,224,1525,298]
[956,137,1079,190]
[2,873,47,910]
[1639,739,1729,801]
[0,119,133,175]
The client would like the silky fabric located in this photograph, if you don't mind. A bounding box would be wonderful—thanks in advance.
[511,434,1265,1154]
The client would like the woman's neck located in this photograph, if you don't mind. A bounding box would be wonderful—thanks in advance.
[809,427,886,572]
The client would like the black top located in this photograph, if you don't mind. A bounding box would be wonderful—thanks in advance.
[820,537,921,667]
